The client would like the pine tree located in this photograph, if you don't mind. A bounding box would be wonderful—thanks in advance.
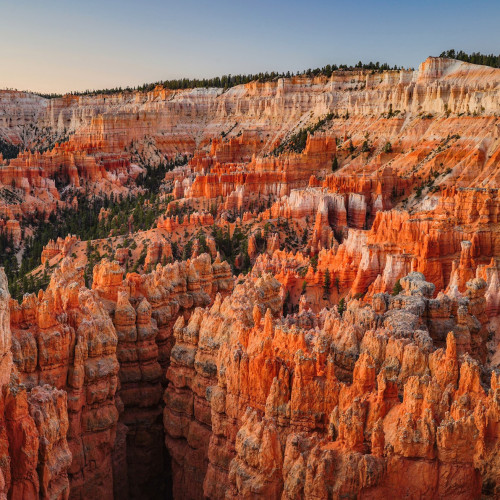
[334,276,340,294]
[392,279,403,296]
[302,228,308,245]
[283,290,291,317]
[332,155,339,171]
[323,269,331,296]
[337,297,346,317]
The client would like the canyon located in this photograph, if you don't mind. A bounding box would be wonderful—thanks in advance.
[0,56,499,499]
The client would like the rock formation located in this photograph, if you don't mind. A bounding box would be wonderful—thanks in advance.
[164,271,499,499]
[0,56,499,499]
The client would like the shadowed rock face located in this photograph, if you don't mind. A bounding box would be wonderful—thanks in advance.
[0,56,500,499]
[1,264,500,498]
[1,255,234,499]
[0,268,71,500]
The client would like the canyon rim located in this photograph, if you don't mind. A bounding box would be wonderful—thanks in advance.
[1,2,500,499]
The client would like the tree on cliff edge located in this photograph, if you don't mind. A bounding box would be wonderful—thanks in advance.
[392,279,403,295]
[332,156,339,171]
[337,297,346,317]
[323,269,331,298]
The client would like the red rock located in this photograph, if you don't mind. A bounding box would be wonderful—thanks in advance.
[28,385,71,500]
[0,57,500,499]
[41,235,79,265]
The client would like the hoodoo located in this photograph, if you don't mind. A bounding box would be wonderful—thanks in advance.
[0,36,500,500]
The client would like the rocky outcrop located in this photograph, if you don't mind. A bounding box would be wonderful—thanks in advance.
[92,254,234,498]
[164,274,281,499]
[159,270,499,499]
[41,235,80,265]
[2,252,233,499]
[0,269,72,500]
[28,385,72,500]
[157,212,214,233]
[0,56,500,499]
[10,260,120,499]
[0,91,47,144]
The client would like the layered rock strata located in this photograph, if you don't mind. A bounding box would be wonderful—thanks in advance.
[163,271,499,499]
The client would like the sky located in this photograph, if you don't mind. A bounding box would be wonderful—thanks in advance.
[1,0,499,94]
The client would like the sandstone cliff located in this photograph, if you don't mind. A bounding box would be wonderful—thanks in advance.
[0,56,499,499]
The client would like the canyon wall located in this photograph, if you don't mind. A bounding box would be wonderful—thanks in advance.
[0,253,233,500]
[1,57,499,222]
[0,56,499,498]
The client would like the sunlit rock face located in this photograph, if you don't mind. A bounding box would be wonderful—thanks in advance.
[159,269,499,499]
[0,56,499,499]
[1,56,499,223]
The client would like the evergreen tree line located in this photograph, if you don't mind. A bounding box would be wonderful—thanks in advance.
[32,60,402,99]
[211,223,251,274]
[0,138,20,159]
[23,51,500,100]
[439,50,500,68]
[135,155,187,191]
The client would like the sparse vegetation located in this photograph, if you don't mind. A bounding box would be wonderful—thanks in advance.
[337,297,346,317]
[272,113,334,156]
[0,138,20,160]
[28,60,402,98]
[392,279,403,295]
[323,269,331,297]
[332,155,339,171]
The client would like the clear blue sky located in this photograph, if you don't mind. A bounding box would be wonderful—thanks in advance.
[1,0,499,93]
